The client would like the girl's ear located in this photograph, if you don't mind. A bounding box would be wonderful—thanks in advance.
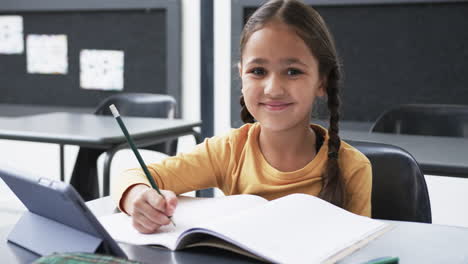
[238,62,243,77]
[317,78,327,97]
[239,63,245,95]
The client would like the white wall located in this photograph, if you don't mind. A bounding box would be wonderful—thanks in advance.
[182,0,232,136]
[181,0,201,124]
[214,0,233,135]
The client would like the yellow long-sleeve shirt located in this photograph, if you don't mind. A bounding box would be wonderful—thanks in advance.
[113,123,372,216]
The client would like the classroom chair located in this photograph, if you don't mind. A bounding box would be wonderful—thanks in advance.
[69,93,178,201]
[348,140,432,223]
[95,93,178,155]
[370,104,468,138]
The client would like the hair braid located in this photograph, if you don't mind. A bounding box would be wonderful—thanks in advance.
[240,95,255,123]
[318,67,346,208]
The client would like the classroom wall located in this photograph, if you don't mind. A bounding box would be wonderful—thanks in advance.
[0,11,167,107]
[0,0,201,121]
[0,1,182,114]
[315,3,468,122]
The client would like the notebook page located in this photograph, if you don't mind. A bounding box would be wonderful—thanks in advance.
[198,193,388,264]
[98,194,267,250]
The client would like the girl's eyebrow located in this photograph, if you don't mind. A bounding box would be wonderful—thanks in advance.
[281,58,308,67]
[245,58,268,65]
[245,57,308,67]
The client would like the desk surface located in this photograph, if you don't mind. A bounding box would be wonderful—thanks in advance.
[0,112,201,147]
[2,196,468,263]
[340,130,468,178]
[0,103,93,118]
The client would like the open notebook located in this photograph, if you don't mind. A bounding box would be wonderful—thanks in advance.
[98,193,390,264]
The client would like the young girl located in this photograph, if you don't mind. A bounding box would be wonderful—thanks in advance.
[113,0,371,234]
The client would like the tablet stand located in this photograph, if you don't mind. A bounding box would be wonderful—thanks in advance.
[8,211,103,256]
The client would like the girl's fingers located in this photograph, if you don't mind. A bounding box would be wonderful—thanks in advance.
[134,201,171,226]
[161,190,178,216]
[144,189,167,212]
[132,221,149,234]
[143,189,178,217]
[132,213,160,234]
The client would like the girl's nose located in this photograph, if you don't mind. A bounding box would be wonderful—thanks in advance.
[264,74,286,97]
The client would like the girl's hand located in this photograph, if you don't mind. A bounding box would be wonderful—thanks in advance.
[123,184,178,234]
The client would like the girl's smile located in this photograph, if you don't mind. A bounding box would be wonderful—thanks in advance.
[260,101,294,112]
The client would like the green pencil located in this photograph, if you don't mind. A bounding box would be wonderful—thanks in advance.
[109,104,175,226]
[362,256,399,264]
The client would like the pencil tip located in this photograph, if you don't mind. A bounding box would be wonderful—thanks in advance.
[168,216,176,227]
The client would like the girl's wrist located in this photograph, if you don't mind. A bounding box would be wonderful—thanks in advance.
[122,183,150,215]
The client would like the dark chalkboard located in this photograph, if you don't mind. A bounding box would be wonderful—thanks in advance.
[0,0,181,113]
[231,0,468,126]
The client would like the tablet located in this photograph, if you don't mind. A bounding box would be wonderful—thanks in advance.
[0,166,126,258]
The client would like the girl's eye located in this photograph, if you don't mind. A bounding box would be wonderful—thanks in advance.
[250,67,266,76]
[287,68,303,76]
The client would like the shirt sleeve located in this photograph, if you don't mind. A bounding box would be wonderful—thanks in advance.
[111,134,233,210]
[344,162,372,217]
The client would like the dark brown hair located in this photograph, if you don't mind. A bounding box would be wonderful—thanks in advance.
[239,0,345,208]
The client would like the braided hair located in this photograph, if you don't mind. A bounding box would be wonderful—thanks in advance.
[239,0,346,208]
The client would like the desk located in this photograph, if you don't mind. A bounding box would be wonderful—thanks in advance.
[341,130,468,178]
[0,112,203,199]
[0,103,93,118]
[1,196,468,263]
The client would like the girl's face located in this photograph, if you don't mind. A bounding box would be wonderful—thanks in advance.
[239,21,325,132]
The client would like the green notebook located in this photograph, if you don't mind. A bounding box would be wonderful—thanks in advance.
[33,252,142,264]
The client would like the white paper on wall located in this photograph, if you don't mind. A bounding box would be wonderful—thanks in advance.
[80,49,124,91]
[26,34,68,74]
[0,15,24,54]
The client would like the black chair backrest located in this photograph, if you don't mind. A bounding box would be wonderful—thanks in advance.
[348,140,432,223]
[95,93,177,155]
[95,93,176,119]
[371,104,468,138]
